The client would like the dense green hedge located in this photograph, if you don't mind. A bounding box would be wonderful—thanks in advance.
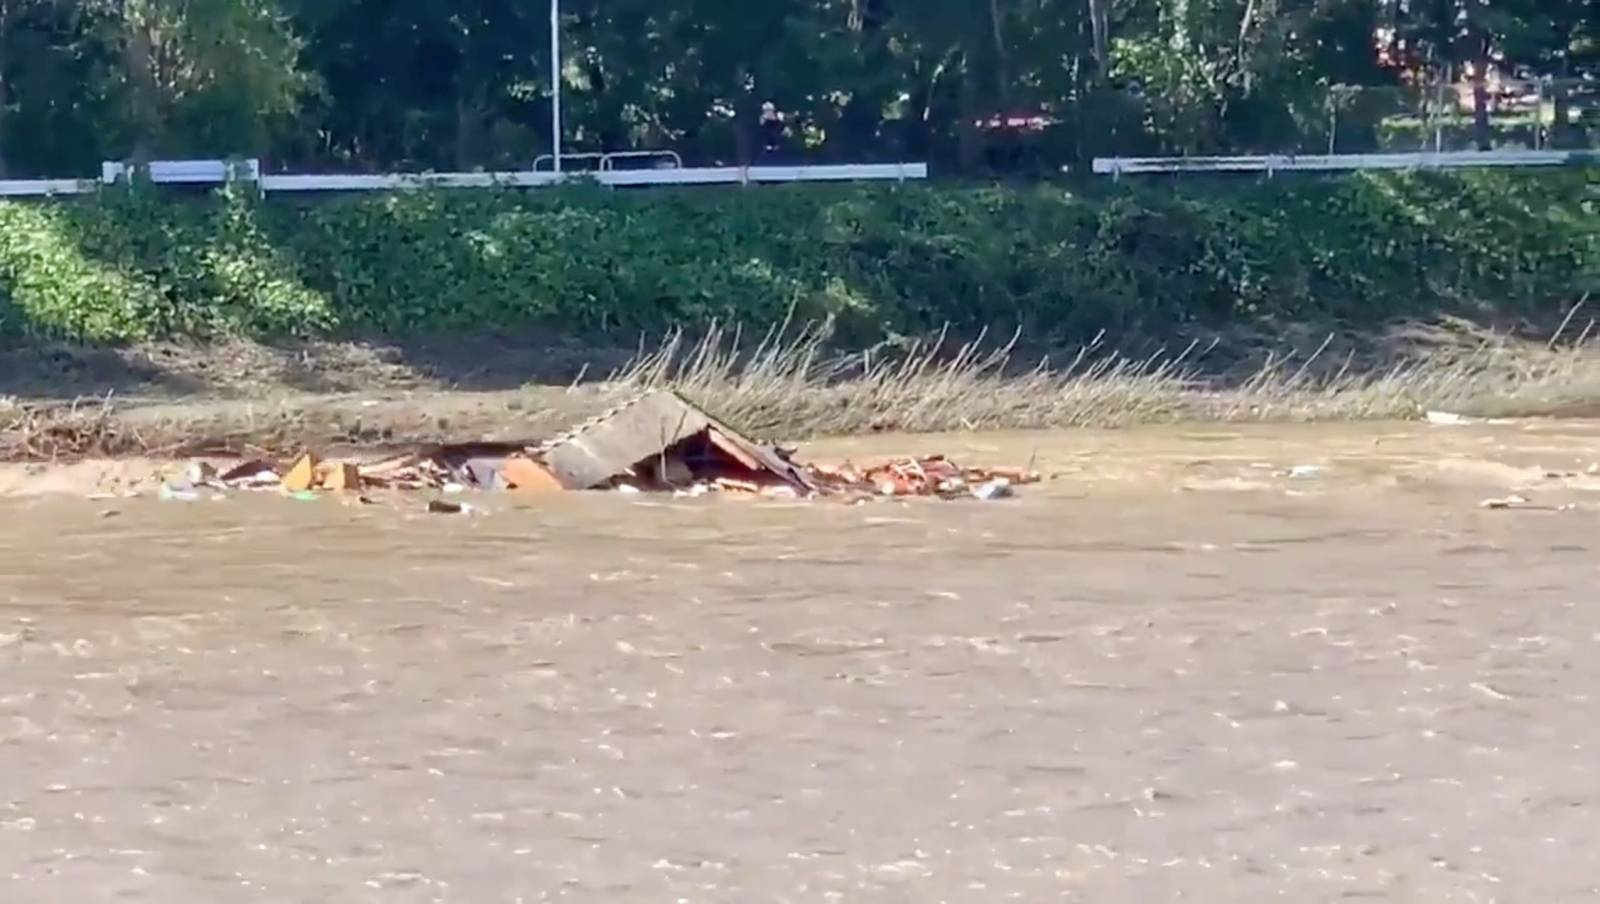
[0,170,1594,344]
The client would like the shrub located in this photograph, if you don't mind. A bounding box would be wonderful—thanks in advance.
[0,170,1592,344]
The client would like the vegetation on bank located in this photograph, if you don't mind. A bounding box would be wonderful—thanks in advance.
[0,170,1594,347]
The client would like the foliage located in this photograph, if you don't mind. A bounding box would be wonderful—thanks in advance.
[0,171,1591,344]
[0,0,1594,175]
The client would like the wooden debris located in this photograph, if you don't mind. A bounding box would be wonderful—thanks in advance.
[537,390,813,493]
[158,403,1038,506]
[324,462,362,492]
[282,452,319,492]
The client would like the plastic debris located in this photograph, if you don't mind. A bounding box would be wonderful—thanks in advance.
[1425,411,1511,427]
[1288,465,1323,480]
[158,482,200,502]
[186,461,219,487]
[462,457,508,490]
[972,478,1015,500]
[1479,495,1530,510]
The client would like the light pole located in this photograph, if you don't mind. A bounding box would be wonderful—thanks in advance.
[550,0,562,174]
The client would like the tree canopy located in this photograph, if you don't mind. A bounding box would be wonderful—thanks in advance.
[0,0,1593,176]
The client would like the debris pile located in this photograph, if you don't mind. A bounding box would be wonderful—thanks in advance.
[156,391,1040,506]
[805,456,1039,500]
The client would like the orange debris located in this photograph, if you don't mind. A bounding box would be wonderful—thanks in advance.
[503,456,565,495]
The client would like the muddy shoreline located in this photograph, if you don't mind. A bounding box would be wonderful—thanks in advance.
[5,417,1598,502]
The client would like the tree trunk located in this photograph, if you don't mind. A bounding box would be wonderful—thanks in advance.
[987,0,1010,108]
[1551,90,1571,148]
[1235,0,1258,95]
[0,0,14,178]
[454,82,486,170]
[1546,44,1573,149]
[1470,47,1491,151]
[957,61,982,171]
[1087,0,1109,82]
[733,83,757,168]
[905,69,930,159]
[123,15,159,164]
[0,51,9,179]
[453,96,474,170]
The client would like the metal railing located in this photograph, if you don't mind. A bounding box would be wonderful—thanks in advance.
[0,157,926,197]
[0,178,94,197]
[101,158,262,185]
[532,152,607,172]
[532,149,685,172]
[599,150,683,171]
[1093,149,1597,178]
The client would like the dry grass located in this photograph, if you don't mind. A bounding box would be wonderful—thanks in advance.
[612,323,1198,436]
[0,394,150,459]
[4,317,1600,461]
[612,319,1600,438]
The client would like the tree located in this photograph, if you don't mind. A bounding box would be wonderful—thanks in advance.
[91,0,311,160]
[0,0,1585,174]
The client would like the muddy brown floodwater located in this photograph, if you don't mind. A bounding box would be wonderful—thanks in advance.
[3,420,1600,902]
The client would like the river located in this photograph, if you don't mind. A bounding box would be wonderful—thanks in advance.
[2,420,1598,901]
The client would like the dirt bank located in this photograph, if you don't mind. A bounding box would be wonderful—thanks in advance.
[0,335,640,399]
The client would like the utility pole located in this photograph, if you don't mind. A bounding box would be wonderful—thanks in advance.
[550,0,562,174]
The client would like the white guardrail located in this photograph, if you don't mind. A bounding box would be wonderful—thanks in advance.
[0,158,927,198]
[1093,149,1598,177]
[0,179,97,197]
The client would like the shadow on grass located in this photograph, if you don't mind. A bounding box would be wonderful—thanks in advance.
[0,341,209,399]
